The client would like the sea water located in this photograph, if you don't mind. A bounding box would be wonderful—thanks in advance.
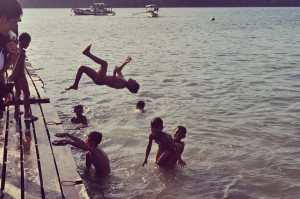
[19,7,300,199]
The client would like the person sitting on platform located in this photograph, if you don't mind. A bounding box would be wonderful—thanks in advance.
[65,44,140,94]
[53,131,110,176]
[8,32,38,121]
[71,104,88,129]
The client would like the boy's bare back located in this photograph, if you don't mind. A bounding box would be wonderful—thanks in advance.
[90,147,110,175]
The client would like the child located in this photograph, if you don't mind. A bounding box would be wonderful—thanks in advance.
[53,131,110,176]
[71,104,88,129]
[8,32,38,121]
[135,100,145,113]
[166,126,187,166]
[142,117,186,168]
[66,44,140,94]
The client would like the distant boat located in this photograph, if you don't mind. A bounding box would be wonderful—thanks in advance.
[145,4,159,17]
[72,3,115,16]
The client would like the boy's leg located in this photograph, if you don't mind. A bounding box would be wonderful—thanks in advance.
[156,149,175,167]
[14,80,22,117]
[82,44,108,80]
[66,65,98,90]
[155,148,164,163]
[18,76,38,121]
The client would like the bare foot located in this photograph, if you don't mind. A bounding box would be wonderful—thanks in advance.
[82,44,92,56]
[65,85,78,90]
[24,114,38,121]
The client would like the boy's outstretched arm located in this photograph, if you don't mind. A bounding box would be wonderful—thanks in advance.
[167,135,186,167]
[55,132,86,145]
[142,135,153,167]
[115,56,132,78]
[64,140,95,152]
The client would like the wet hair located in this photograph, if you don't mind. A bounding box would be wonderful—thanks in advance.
[136,100,145,110]
[0,0,23,19]
[74,104,83,109]
[151,117,163,128]
[127,78,140,94]
[177,126,187,138]
[88,131,102,146]
[19,32,31,42]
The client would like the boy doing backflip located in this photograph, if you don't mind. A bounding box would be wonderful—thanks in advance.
[66,44,140,93]
[142,117,186,168]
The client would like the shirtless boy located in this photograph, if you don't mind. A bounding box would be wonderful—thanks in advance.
[66,44,140,93]
[53,131,110,176]
[142,117,186,168]
[166,126,187,166]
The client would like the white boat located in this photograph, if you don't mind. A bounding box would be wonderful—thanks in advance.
[72,3,115,16]
[146,4,159,17]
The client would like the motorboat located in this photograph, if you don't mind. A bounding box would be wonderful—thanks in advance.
[145,4,159,17]
[72,3,115,16]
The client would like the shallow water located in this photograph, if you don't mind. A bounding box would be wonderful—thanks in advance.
[19,7,300,198]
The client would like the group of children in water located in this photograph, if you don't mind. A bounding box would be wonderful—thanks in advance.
[52,44,187,176]
[53,102,187,176]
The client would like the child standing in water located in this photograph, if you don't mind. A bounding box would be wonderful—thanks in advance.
[165,126,187,166]
[66,44,140,93]
[142,117,186,168]
[71,104,88,129]
[53,131,110,176]
[8,32,38,121]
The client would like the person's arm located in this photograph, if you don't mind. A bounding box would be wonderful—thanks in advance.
[7,50,25,81]
[142,134,153,167]
[82,116,88,126]
[167,135,186,167]
[0,53,18,74]
[71,117,75,124]
[65,139,94,152]
[0,42,19,74]
[55,132,86,145]
[115,56,132,78]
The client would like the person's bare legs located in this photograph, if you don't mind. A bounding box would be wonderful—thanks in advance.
[82,44,108,68]
[66,65,98,90]
[18,76,38,121]
[14,80,22,118]
[66,44,108,90]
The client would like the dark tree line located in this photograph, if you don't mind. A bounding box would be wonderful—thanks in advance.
[19,0,300,8]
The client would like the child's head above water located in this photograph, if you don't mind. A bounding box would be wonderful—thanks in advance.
[173,126,187,142]
[136,100,145,110]
[151,117,164,134]
[74,104,83,114]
